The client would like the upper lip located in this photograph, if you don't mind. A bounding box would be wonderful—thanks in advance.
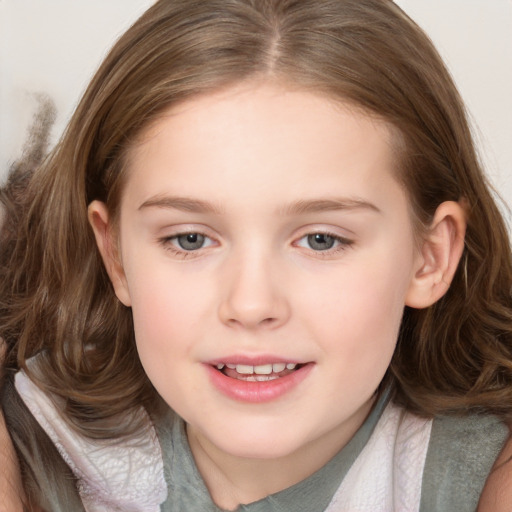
[206,355,306,366]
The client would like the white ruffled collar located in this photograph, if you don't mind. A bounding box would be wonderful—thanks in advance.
[15,369,167,512]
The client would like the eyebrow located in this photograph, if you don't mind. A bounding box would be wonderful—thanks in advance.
[139,196,224,214]
[138,195,380,215]
[279,198,381,215]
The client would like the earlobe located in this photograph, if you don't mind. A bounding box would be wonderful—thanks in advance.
[87,201,132,307]
[405,201,467,309]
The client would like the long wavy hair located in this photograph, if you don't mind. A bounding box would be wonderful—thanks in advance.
[1,0,512,503]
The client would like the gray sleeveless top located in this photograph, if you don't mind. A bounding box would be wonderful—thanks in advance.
[154,391,507,511]
[12,372,508,511]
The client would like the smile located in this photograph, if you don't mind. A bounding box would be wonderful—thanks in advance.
[206,360,312,402]
[216,362,300,381]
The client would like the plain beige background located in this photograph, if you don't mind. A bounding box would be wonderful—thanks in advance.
[1,0,511,219]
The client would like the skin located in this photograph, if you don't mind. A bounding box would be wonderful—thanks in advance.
[478,435,512,511]
[0,412,24,512]
[0,341,24,512]
[90,82,467,510]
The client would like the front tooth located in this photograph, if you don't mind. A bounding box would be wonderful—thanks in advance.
[286,363,297,370]
[272,363,286,373]
[254,364,273,375]
[226,364,236,369]
[236,364,254,374]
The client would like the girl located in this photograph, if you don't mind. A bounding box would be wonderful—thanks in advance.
[1,0,512,510]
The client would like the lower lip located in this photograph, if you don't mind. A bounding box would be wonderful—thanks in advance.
[205,363,313,403]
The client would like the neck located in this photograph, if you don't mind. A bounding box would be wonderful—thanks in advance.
[186,398,374,511]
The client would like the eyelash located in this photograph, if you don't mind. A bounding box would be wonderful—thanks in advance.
[294,232,354,256]
[159,232,216,259]
[158,230,354,259]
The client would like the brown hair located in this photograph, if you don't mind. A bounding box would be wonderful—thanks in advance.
[1,0,512,498]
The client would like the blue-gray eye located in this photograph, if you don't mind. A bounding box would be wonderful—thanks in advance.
[307,233,336,251]
[176,233,206,250]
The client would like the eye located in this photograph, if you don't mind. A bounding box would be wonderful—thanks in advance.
[169,232,214,251]
[295,232,353,252]
[176,233,205,250]
[306,233,336,251]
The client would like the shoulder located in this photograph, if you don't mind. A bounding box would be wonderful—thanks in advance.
[0,341,24,511]
[420,413,508,512]
[0,409,25,512]
[8,369,167,511]
[478,429,512,512]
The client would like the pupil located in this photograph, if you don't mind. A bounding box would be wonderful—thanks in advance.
[308,234,335,250]
[178,233,205,250]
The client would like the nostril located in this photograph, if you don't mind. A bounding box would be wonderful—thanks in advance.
[218,289,291,329]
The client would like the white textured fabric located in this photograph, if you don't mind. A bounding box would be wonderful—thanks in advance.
[15,367,433,512]
[325,401,433,512]
[15,370,167,512]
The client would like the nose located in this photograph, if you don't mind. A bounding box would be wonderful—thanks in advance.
[218,250,291,330]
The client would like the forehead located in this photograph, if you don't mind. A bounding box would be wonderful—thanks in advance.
[123,82,404,213]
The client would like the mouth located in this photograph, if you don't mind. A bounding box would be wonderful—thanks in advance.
[214,362,304,382]
[206,357,313,402]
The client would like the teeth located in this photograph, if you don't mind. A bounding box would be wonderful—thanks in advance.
[255,375,279,382]
[217,362,300,374]
[245,375,279,382]
[236,364,254,375]
[254,364,273,375]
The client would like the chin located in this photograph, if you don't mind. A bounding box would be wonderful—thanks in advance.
[207,427,308,460]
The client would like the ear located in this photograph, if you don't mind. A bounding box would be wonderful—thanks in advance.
[88,201,132,307]
[405,201,466,309]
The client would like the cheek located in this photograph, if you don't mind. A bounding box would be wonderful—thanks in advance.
[122,257,196,350]
[127,278,206,403]
[124,257,221,377]
[302,250,413,365]
[131,284,198,341]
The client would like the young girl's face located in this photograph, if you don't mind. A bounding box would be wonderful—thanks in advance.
[93,82,427,466]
